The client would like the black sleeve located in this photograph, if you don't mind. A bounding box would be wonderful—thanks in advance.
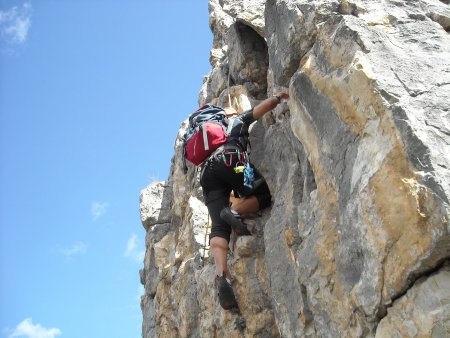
[239,108,256,126]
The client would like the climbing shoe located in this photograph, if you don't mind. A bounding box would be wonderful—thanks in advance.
[215,275,239,310]
[220,207,252,236]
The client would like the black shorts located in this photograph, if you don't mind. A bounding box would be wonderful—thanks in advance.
[200,151,271,242]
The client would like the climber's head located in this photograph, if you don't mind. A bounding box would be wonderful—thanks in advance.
[224,106,238,117]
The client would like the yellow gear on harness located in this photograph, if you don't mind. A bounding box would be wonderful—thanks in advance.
[233,165,246,173]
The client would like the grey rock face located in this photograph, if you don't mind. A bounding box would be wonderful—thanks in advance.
[375,263,450,338]
[228,21,269,98]
[265,0,340,86]
[141,0,450,337]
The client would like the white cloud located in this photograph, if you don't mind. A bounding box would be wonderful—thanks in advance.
[124,234,145,262]
[59,242,87,257]
[0,2,32,45]
[91,201,109,221]
[9,318,61,338]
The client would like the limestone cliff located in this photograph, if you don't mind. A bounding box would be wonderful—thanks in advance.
[140,1,450,337]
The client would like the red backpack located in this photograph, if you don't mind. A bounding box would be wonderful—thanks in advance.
[182,104,229,172]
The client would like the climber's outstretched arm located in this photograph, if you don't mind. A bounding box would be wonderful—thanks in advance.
[252,93,289,120]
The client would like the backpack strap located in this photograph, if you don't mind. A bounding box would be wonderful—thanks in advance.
[202,124,209,151]
[226,118,234,135]
[182,140,188,174]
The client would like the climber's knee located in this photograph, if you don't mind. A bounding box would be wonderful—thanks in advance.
[256,192,272,210]
[254,179,272,210]
[210,235,229,249]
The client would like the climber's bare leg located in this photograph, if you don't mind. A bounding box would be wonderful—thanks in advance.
[210,236,229,276]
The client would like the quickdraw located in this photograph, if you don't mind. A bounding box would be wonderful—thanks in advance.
[221,152,233,167]
[220,149,255,188]
[221,149,248,167]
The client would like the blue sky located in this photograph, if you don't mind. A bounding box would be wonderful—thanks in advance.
[0,1,212,337]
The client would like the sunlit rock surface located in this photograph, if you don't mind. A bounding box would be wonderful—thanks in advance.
[141,0,450,337]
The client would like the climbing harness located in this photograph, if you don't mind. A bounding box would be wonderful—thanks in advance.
[217,147,255,189]
[219,148,248,167]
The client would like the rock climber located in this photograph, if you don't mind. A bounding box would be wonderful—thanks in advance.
[199,92,289,310]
